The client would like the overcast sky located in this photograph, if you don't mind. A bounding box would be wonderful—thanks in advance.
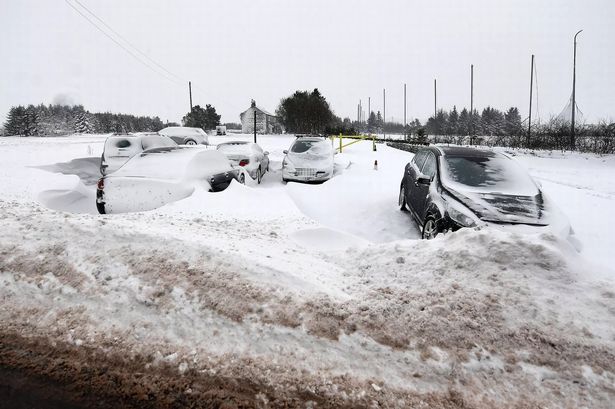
[2,0,614,125]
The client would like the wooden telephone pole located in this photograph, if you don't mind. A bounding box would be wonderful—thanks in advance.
[527,55,534,147]
[188,81,193,111]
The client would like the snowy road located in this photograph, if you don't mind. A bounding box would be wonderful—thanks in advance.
[1,135,615,408]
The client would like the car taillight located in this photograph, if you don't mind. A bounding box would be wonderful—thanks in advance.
[239,159,249,167]
[97,178,105,190]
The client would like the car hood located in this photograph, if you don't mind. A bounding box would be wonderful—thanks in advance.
[447,188,548,226]
[285,152,333,169]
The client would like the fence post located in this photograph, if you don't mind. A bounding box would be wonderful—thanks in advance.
[339,133,342,153]
[373,135,376,151]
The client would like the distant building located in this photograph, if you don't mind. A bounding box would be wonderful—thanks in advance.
[240,100,283,134]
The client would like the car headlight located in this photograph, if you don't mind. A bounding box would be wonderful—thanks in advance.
[446,202,477,228]
[283,158,295,171]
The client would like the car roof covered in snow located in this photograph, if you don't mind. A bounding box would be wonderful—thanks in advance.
[218,141,249,145]
[158,127,206,137]
[110,146,232,180]
[435,146,498,158]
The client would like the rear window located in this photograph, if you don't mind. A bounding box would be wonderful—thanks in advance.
[217,143,249,154]
[141,135,176,150]
[115,139,131,148]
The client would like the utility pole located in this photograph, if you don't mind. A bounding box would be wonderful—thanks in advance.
[528,55,534,147]
[571,29,583,150]
[188,81,193,112]
[470,65,474,144]
[383,88,386,139]
[404,83,407,127]
[253,108,257,143]
[434,79,437,118]
[360,99,362,123]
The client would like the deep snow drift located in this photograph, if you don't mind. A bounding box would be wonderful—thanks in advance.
[1,134,615,407]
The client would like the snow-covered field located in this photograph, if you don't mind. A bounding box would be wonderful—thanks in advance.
[1,134,615,407]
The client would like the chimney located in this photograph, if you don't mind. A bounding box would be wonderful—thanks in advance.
[251,99,256,108]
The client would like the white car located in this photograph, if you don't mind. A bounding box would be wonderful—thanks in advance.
[100,133,177,175]
[282,136,334,183]
[96,147,242,214]
[158,126,209,145]
[216,141,270,184]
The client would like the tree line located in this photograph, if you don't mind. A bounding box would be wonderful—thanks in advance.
[2,104,166,136]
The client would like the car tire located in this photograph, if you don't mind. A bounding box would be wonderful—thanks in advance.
[399,184,408,211]
[238,173,245,184]
[96,202,106,215]
[185,139,197,145]
[422,215,439,240]
[256,168,262,184]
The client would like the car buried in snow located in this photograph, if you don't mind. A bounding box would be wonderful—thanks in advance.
[282,135,334,183]
[100,133,177,175]
[216,141,270,184]
[399,146,577,244]
[158,126,209,146]
[96,146,243,214]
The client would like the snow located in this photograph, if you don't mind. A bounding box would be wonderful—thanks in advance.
[1,134,615,407]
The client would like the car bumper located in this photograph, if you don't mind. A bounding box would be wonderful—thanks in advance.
[209,170,240,192]
[282,168,332,182]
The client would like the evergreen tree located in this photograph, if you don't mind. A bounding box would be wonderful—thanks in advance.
[24,105,39,136]
[447,106,459,136]
[458,108,470,136]
[182,104,221,130]
[73,106,94,133]
[504,107,522,136]
[367,111,377,133]
[481,106,505,136]
[277,89,335,133]
[4,106,26,135]
[469,108,482,136]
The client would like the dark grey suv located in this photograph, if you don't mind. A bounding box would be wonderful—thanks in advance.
[399,146,556,239]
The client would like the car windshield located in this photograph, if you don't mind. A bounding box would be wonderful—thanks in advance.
[441,154,539,196]
[291,140,330,155]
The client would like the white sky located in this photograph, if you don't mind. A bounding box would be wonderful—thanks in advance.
[2,0,614,124]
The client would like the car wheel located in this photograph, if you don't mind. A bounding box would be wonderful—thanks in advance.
[185,139,197,145]
[96,202,106,215]
[422,216,439,240]
[399,184,408,211]
[238,173,245,184]
[256,168,262,184]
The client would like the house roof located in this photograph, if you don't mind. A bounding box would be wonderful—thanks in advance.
[240,105,278,118]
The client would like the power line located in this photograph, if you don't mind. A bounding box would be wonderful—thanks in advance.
[65,0,243,114]
[72,0,184,83]
[64,0,182,86]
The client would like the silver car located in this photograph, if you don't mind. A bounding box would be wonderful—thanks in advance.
[158,126,209,145]
[100,133,177,175]
[282,136,334,183]
[216,141,270,184]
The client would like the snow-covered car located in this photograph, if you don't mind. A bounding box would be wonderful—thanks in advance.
[399,146,576,243]
[100,133,177,175]
[96,147,243,214]
[216,141,270,184]
[158,126,209,145]
[282,136,334,183]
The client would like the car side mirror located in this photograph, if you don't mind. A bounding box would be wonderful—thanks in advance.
[264,151,269,155]
[416,174,431,186]
[283,150,288,154]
